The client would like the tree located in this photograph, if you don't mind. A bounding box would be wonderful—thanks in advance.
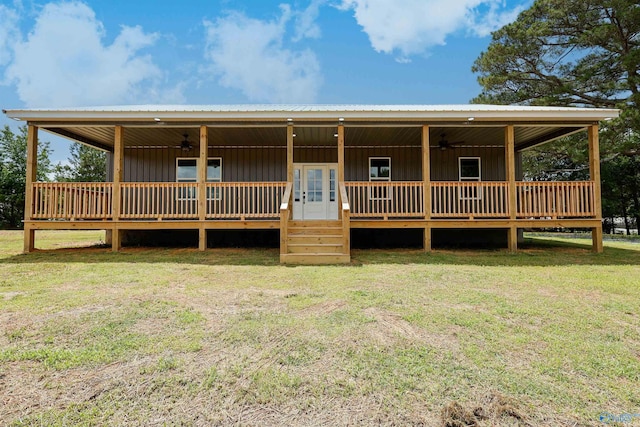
[472,0,640,230]
[0,125,52,229]
[54,142,106,182]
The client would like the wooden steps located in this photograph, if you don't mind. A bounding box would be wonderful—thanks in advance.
[281,220,350,264]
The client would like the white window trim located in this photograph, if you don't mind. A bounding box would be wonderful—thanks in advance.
[458,157,482,200]
[206,157,223,201]
[369,157,391,201]
[175,157,223,201]
[458,157,481,181]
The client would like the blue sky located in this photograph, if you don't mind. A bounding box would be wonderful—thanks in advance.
[0,0,532,163]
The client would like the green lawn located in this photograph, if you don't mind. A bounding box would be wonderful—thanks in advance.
[1,230,639,426]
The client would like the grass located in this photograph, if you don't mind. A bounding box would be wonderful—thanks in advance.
[0,230,639,426]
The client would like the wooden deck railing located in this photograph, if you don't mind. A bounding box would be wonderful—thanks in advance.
[516,181,595,218]
[206,182,287,219]
[344,181,424,218]
[120,182,199,219]
[28,181,597,221]
[32,182,113,219]
[431,181,509,218]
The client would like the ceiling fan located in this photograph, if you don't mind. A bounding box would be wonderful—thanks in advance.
[434,133,465,150]
[174,134,193,152]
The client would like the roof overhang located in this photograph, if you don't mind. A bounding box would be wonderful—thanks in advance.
[2,104,620,152]
[2,104,620,123]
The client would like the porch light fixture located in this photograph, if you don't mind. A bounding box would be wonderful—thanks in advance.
[292,133,297,137]
[334,133,339,138]
[467,117,475,121]
[176,134,193,152]
[338,117,344,122]
[154,117,161,122]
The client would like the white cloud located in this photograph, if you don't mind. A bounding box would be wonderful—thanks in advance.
[292,0,325,42]
[467,1,525,37]
[3,1,184,107]
[203,6,322,103]
[338,0,523,61]
[0,5,20,67]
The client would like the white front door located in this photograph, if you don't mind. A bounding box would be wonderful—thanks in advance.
[293,164,338,220]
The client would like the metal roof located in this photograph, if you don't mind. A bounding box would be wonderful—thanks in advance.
[3,104,620,122]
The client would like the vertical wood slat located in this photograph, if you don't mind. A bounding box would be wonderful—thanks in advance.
[344,182,424,218]
[28,180,596,222]
[428,182,508,218]
[515,181,595,218]
[31,183,114,219]
[204,182,287,219]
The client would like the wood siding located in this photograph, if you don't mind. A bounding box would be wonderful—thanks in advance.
[109,145,512,183]
[429,147,506,181]
[109,146,287,182]
[105,126,515,184]
[345,146,422,181]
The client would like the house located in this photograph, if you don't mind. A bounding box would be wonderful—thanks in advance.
[3,104,619,263]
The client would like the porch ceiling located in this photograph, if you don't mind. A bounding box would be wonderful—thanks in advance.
[39,123,590,152]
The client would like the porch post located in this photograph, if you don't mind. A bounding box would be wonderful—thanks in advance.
[198,125,208,251]
[422,125,431,252]
[505,125,518,252]
[337,124,345,184]
[589,124,603,253]
[112,125,124,251]
[23,125,38,253]
[287,124,294,183]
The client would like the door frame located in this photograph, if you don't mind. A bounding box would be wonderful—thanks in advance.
[292,163,338,220]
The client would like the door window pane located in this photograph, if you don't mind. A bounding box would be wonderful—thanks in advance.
[329,169,336,202]
[307,168,322,202]
[294,169,300,202]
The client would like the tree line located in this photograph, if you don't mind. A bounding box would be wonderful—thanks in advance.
[0,125,106,229]
[473,0,640,233]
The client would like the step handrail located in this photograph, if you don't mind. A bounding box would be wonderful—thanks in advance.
[280,182,293,256]
[280,182,293,211]
[339,183,350,255]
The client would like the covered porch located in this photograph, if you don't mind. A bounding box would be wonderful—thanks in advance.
[10,105,617,262]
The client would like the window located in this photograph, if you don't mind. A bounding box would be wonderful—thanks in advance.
[458,157,481,200]
[206,158,222,200]
[369,157,391,200]
[459,157,481,181]
[176,158,223,200]
[176,158,198,200]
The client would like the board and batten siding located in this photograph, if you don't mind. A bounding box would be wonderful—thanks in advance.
[108,146,287,182]
[429,147,507,181]
[107,145,517,183]
[345,146,422,181]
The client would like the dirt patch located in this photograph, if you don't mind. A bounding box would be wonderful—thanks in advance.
[440,392,529,427]
[1,292,26,301]
[441,401,481,426]
[299,300,347,316]
[363,307,460,351]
